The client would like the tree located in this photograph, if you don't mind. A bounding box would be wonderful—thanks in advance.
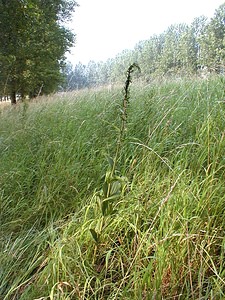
[63,2,224,91]
[0,0,78,104]
[198,4,225,73]
[66,62,88,90]
[190,16,208,72]
[159,24,189,75]
[136,34,165,80]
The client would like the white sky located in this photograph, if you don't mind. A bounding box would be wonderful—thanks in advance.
[67,0,225,65]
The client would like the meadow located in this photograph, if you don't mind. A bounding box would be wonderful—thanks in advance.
[0,76,225,299]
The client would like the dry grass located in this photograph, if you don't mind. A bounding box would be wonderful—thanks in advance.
[0,101,10,109]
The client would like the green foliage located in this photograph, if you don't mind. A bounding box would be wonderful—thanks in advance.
[0,0,78,103]
[198,3,225,73]
[90,64,140,243]
[1,77,225,299]
[66,3,225,90]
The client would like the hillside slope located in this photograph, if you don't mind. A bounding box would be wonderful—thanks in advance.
[0,77,225,299]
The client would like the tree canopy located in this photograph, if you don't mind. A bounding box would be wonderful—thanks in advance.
[66,3,225,90]
[0,0,78,104]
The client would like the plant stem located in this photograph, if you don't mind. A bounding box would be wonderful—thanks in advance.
[111,63,140,178]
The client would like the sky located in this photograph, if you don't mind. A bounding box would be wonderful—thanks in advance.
[66,0,225,65]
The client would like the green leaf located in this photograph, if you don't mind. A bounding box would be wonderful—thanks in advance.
[101,199,109,216]
[105,170,112,182]
[101,195,118,216]
[105,249,113,270]
[107,156,114,170]
[102,181,109,198]
[110,181,122,196]
[102,197,114,216]
[90,229,99,243]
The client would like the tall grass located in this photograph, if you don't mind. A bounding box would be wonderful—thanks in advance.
[0,76,225,299]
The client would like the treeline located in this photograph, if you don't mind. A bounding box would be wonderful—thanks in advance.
[66,3,225,90]
[0,0,78,104]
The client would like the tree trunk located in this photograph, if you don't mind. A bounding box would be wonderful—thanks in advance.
[11,91,17,105]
